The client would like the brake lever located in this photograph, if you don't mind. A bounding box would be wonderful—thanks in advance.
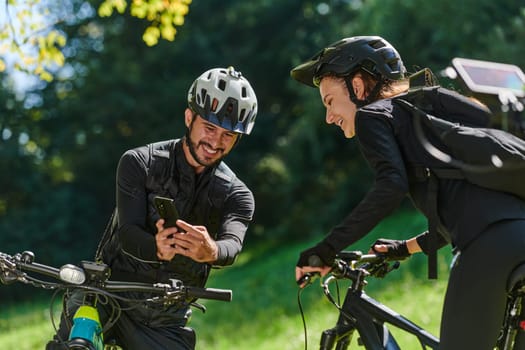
[297,255,325,287]
[190,302,207,313]
[367,260,401,278]
[0,255,19,285]
[296,272,319,286]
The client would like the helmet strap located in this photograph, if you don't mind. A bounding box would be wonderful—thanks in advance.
[344,76,383,108]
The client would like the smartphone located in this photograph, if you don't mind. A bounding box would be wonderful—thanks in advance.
[154,196,181,229]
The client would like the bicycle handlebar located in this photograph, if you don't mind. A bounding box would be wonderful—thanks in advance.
[185,286,232,302]
[0,251,232,302]
[298,251,401,287]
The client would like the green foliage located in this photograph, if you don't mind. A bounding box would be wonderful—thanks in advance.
[354,0,525,72]
[0,0,192,79]
[0,0,66,81]
[98,0,192,46]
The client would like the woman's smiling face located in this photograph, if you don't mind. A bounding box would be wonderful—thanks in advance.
[319,76,359,139]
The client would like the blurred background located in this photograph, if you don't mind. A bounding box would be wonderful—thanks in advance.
[0,1,524,348]
[0,0,525,295]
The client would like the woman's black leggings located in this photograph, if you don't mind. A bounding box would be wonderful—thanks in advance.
[440,219,525,350]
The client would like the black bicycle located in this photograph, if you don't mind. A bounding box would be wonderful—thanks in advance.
[0,250,232,350]
[298,251,525,350]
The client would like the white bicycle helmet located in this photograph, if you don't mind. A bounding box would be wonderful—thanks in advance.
[188,67,258,135]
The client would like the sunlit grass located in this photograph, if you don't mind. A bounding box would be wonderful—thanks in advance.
[0,299,60,350]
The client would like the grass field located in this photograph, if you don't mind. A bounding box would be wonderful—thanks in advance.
[0,210,452,349]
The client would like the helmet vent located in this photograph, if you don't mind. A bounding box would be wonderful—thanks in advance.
[241,87,247,98]
[211,98,219,112]
[226,102,234,116]
[218,79,227,91]
[369,39,386,49]
[199,88,207,105]
[239,109,246,122]
[388,61,399,71]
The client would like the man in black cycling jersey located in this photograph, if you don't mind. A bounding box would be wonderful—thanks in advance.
[46,66,258,350]
[291,36,525,349]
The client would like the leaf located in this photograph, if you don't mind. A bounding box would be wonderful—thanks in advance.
[160,24,176,41]
[114,0,127,13]
[130,3,148,19]
[98,3,115,17]
[142,26,160,46]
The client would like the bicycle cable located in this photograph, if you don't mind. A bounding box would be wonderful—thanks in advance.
[297,278,354,350]
[48,288,66,345]
[297,287,309,350]
[322,277,357,324]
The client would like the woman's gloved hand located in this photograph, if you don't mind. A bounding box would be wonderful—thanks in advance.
[296,241,336,267]
[371,238,410,260]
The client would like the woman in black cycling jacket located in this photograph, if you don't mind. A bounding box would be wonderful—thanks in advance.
[291,35,525,349]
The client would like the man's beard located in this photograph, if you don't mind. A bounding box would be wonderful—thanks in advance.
[185,133,225,168]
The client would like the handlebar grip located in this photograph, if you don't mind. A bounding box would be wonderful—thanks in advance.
[186,286,232,302]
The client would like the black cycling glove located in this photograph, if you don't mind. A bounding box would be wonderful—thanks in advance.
[371,238,410,260]
[297,241,336,267]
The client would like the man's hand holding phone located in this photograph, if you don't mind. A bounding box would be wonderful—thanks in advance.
[155,218,181,261]
[154,196,183,231]
[154,196,183,261]
[154,196,218,263]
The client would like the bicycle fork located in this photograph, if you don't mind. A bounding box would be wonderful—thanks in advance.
[320,319,353,350]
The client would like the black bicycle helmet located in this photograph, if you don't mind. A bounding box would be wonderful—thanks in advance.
[291,36,406,88]
[188,67,258,135]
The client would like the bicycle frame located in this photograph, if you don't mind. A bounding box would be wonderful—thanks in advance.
[307,252,525,350]
[320,285,439,350]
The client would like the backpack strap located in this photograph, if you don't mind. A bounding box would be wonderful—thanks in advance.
[94,207,118,263]
[209,162,235,206]
[206,162,236,237]
[425,171,453,279]
[146,141,176,195]
[394,97,455,279]
[408,68,440,91]
[409,165,464,181]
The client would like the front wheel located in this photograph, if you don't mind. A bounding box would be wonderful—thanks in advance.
[67,338,97,350]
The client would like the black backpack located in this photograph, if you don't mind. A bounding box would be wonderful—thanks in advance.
[394,90,525,200]
[392,86,525,278]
